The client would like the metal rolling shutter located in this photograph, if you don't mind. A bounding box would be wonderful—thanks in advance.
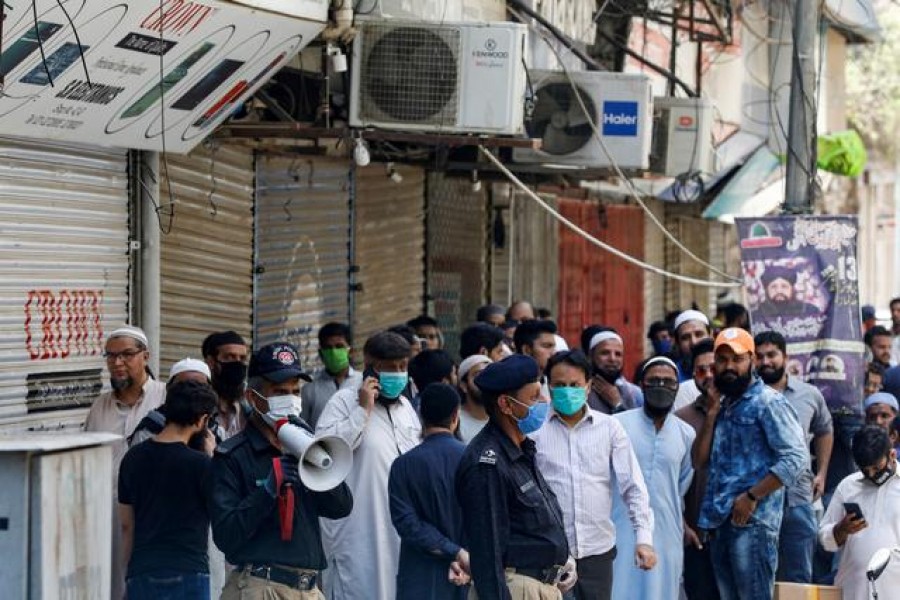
[352,164,426,348]
[159,144,255,373]
[0,137,129,431]
[426,172,488,358]
[254,156,351,368]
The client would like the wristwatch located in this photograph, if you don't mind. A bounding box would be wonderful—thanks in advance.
[746,489,759,503]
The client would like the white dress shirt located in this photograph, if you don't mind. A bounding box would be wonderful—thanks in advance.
[531,407,654,558]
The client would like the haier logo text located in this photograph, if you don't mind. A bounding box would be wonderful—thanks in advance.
[602,101,639,136]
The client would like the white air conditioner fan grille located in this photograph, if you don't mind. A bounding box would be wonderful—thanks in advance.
[527,82,596,156]
[359,24,461,125]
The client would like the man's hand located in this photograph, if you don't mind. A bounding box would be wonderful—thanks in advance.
[557,556,578,594]
[358,376,379,411]
[591,376,623,410]
[448,561,470,586]
[705,380,722,414]
[635,544,657,570]
[833,512,867,546]
[731,492,757,526]
[455,548,470,575]
[683,524,703,549]
[812,473,826,500]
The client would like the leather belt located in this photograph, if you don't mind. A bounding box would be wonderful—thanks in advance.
[506,565,565,585]
[239,564,318,590]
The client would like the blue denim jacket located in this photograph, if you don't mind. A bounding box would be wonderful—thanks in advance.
[698,377,806,533]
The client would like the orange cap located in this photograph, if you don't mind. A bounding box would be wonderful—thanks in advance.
[714,327,755,355]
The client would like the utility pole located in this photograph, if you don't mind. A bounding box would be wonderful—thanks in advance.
[784,0,819,213]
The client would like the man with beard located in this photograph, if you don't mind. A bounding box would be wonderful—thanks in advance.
[610,356,694,600]
[754,331,833,584]
[202,331,250,440]
[755,266,820,320]
[586,330,643,414]
[674,339,720,600]
[301,323,362,430]
[86,325,167,600]
[669,310,711,384]
[695,328,806,599]
[315,331,421,600]
[865,325,894,370]
[457,354,492,443]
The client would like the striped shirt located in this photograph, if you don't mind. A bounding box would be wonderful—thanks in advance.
[531,408,654,558]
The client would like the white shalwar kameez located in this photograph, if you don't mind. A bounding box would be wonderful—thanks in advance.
[819,469,900,600]
[316,387,421,600]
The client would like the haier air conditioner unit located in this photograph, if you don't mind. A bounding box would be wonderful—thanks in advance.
[349,19,527,134]
[512,70,653,169]
[650,97,714,176]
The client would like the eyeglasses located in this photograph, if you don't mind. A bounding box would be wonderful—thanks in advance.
[104,349,143,363]
[643,377,679,391]
[694,364,715,374]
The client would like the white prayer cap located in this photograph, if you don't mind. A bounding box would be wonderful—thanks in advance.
[589,331,623,352]
[169,358,212,382]
[673,310,710,332]
[459,354,492,381]
[108,325,149,348]
[554,334,569,353]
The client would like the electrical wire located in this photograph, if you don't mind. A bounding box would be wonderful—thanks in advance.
[479,145,741,288]
[156,0,175,234]
[31,0,53,86]
[54,0,90,85]
[513,5,742,283]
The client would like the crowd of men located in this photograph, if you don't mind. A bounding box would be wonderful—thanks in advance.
[84,297,900,600]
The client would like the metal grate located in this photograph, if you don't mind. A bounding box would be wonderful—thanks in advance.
[360,23,461,125]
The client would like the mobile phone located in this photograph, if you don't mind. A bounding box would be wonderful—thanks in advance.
[20,42,89,86]
[120,42,215,118]
[0,22,64,77]
[843,502,864,520]
[171,58,243,111]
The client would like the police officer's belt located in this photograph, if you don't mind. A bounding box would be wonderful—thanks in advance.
[239,563,317,590]
[506,565,565,585]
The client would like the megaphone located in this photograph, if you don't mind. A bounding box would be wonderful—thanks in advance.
[867,547,893,582]
[275,421,353,492]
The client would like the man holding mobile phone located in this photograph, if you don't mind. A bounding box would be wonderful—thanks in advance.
[819,426,900,599]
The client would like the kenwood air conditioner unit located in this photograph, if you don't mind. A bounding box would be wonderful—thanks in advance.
[512,70,653,169]
[350,19,527,134]
[650,97,714,176]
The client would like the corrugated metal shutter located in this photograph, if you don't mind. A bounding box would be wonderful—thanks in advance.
[255,156,351,367]
[0,137,129,431]
[489,184,513,306]
[352,164,426,348]
[160,144,255,373]
[426,172,488,358]
[664,211,713,314]
[643,198,667,354]
[511,189,559,316]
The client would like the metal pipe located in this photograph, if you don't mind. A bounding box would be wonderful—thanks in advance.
[140,151,162,376]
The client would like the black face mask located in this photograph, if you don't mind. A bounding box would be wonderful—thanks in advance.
[643,386,676,417]
[213,361,247,400]
[594,365,621,385]
[714,369,753,398]
[866,459,896,487]
[758,364,785,385]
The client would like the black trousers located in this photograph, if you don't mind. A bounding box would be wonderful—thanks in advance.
[683,542,720,600]
[571,547,617,600]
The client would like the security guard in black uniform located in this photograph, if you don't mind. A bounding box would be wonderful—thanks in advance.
[209,343,352,599]
[455,354,577,600]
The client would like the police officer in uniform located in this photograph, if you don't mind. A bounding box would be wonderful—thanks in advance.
[208,343,353,599]
[455,354,577,600]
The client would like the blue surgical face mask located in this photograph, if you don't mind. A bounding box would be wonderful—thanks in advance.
[652,338,672,356]
[550,386,587,416]
[378,371,408,400]
[507,396,549,435]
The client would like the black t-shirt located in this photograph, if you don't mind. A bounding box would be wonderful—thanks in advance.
[118,439,211,577]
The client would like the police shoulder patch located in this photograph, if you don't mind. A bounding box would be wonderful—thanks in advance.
[479,448,498,465]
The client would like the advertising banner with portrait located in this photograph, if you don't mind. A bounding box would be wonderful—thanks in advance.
[737,216,864,415]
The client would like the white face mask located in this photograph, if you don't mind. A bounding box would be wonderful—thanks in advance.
[252,389,302,425]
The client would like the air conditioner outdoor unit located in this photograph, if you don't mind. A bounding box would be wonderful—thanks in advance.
[650,97,715,176]
[512,70,653,169]
[350,19,527,134]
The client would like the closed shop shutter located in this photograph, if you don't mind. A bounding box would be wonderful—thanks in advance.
[643,198,667,354]
[426,172,488,358]
[664,212,712,313]
[490,187,559,316]
[489,184,513,306]
[0,137,129,431]
[160,144,255,373]
[557,199,645,372]
[352,164,426,348]
[255,156,351,367]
